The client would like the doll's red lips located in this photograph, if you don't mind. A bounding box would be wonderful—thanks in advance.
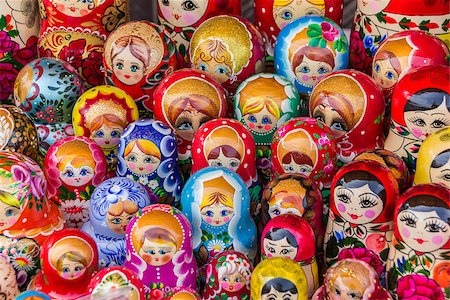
[349,213,360,220]
[174,14,181,20]
[215,221,221,224]
[124,75,131,79]
[69,7,76,12]
[414,238,427,244]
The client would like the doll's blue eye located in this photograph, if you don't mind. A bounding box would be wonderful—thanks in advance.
[74,266,83,272]
[126,155,137,162]
[147,250,156,255]
[206,210,214,217]
[116,63,124,70]
[130,65,139,72]
[331,122,344,131]
[374,64,380,73]
[112,218,121,224]
[272,209,280,216]
[262,117,271,124]
[5,209,16,217]
[94,130,104,138]
[198,63,208,72]
[158,250,166,255]
[301,66,310,73]
[221,210,228,216]
[110,131,119,138]
[79,169,88,176]
[178,122,193,130]
[385,71,395,80]
[65,170,74,177]
[281,10,292,20]
[62,267,70,273]
[317,67,328,74]
[248,115,257,123]
[215,66,228,75]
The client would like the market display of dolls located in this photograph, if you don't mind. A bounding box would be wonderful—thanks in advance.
[0,0,449,299]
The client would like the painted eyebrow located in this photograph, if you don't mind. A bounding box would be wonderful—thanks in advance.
[337,187,355,195]
[267,241,291,247]
[430,112,446,116]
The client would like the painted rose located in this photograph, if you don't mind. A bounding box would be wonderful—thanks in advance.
[337,247,384,277]
[0,31,19,53]
[321,22,339,41]
[0,63,18,99]
[397,274,444,300]
[350,32,372,74]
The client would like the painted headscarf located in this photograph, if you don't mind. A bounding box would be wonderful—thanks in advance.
[81,177,153,267]
[309,70,385,163]
[124,204,197,295]
[181,167,257,266]
[116,119,182,207]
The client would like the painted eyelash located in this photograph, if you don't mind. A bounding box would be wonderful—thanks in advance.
[336,190,352,202]
[406,116,423,123]
[359,195,377,208]
[433,117,450,126]
[399,212,417,226]
[425,220,448,232]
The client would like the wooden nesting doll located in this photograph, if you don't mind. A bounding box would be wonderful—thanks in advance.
[414,128,450,190]
[251,257,308,300]
[261,214,318,297]
[203,251,253,300]
[233,73,301,183]
[324,160,399,277]
[386,183,450,298]
[384,65,450,174]
[371,30,449,99]
[312,258,392,300]
[189,15,266,96]
[103,21,182,116]
[87,266,146,300]
[0,0,39,103]
[274,15,348,99]
[16,291,50,300]
[81,177,153,268]
[181,166,257,266]
[0,256,19,300]
[164,287,200,299]
[309,70,385,164]
[157,0,241,61]
[72,85,139,176]
[116,119,183,207]
[30,228,98,299]
[0,151,64,245]
[153,68,228,178]
[13,57,84,154]
[44,136,108,228]
[124,204,197,296]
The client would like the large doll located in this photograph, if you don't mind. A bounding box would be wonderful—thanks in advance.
[124,204,197,296]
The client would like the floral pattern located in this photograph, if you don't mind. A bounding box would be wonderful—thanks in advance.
[397,274,445,300]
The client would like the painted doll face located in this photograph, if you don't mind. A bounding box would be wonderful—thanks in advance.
[404,101,450,141]
[158,0,208,27]
[273,0,323,29]
[282,155,313,177]
[52,0,94,17]
[60,161,94,187]
[294,56,333,87]
[357,0,391,16]
[174,110,210,141]
[207,148,241,172]
[58,256,86,280]
[372,58,399,90]
[430,155,450,189]
[219,272,246,293]
[195,47,232,84]
[125,144,161,175]
[106,201,139,234]
[200,201,234,226]
[112,46,146,86]
[261,286,298,300]
[268,199,303,219]
[244,106,278,134]
[329,276,365,300]
[334,184,384,225]
[312,104,349,139]
[263,236,298,260]
[0,200,20,231]
[138,238,177,266]
[90,124,123,149]
[397,209,449,253]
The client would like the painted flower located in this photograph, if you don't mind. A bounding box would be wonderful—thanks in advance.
[138,176,148,186]
[149,180,158,189]
[349,32,373,75]
[321,22,339,41]
[12,36,37,66]
[318,133,330,146]
[0,62,18,100]
[338,247,384,277]
[101,1,127,33]
[11,160,46,199]
[363,35,374,49]
[59,198,90,227]
[81,50,104,87]
[0,30,19,53]
[207,239,226,252]
[324,160,334,174]
[226,253,238,262]
[59,39,85,69]
[397,274,444,300]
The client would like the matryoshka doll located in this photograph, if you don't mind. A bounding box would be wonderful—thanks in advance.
[153,68,228,178]
[124,204,197,296]
[191,118,262,217]
[81,177,153,268]
[157,0,241,61]
[274,15,348,98]
[384,65,450,173]
[116,119,182,207]
[312,258,392,300]
[309,70,385,164]
[13,57,84,154]
[72,85,139,175]
[0,151,64,245]
[189,15,265,96]
[30,228,98,299]
[324,160,399,275]
[350,0,450,75]
[386,184,450,298]
[233,73,301,182]
[371,30,449,99]
[103,21,182,115]
[164,287,200,299]
[0,0,39,103]
[414,128,450,189]
[261,214,318,297]
[203,251,253,300]
[0,256,19,300]
[87,266,145,300]
[38,0,129,87]
[181,167,257,266]
[16,291,50,300]
[44,136,108,228]
[250,257,308,300]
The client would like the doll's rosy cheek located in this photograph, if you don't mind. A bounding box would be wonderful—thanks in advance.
[411,127,423,138]
[302,75,310,81]
[223,217,230,223]
[57,4,66,12]
[205,217,212,224]
[161,7,171,19]
[146,165,154,171]
[7,217,18,225]
[221,282,229,289]
[337,203,346,213]
[432,235,444,245]
[234,283,243,290]
[364,210,376,219]
[80,9,89,16]
[182,13,197,24]
[161,254,172,264]
[127,162,136,170]
[401,228,410,238]
[264,125,271,130]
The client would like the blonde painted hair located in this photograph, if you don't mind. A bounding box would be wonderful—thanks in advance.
[242,97,281,119]
[56,140,95,171]
[0,191,19,208]
[124,140,161,160]
[193,39,234,73]
[56,251,88,271]
[200,191,233,210]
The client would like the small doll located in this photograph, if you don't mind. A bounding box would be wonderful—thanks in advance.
[15,291,51,300]
[44,136,108,228]
[251,257,308,300]
[125,204,197,296]
[324,160,399,277]
[384,65,450,173]
[164,287,200,300]
[203,251,253,300]
[189,15,265,95]
[274,15,348,97]
[414,127,450,189]
[81,176,153,268]
[312,258,392,299]
[181,166,257,266]
[309,70,385,163]
[116,119,183,207]
[386,183,450,298]
[30,228,98,299]
[0,255,20,300]
[72,85,139,175]
[87,266,145,300]
[153,68,228,178]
